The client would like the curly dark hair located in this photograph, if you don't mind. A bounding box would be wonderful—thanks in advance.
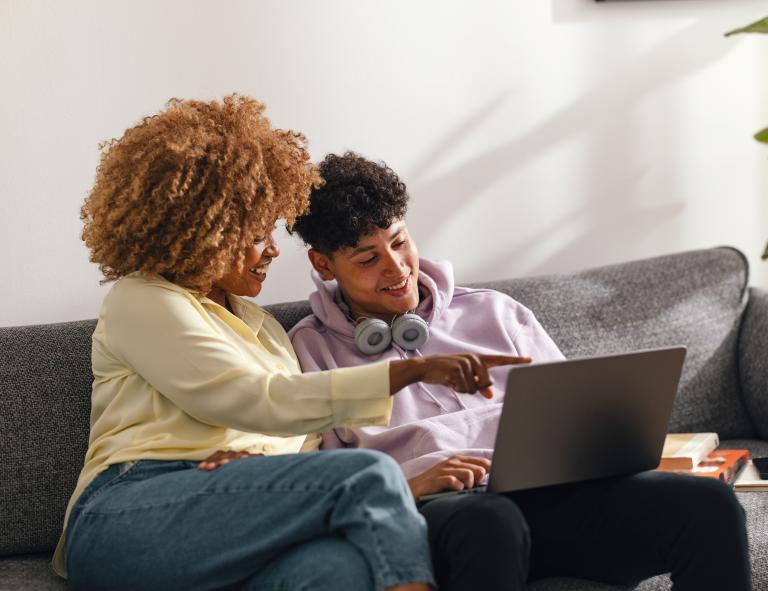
[291,152,409,254]
[81,94,321,295]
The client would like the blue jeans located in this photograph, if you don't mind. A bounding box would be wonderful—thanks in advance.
[65,449,434,591]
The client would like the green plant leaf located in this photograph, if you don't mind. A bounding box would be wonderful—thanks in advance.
[725,17,768,37]
[755,127,768,144]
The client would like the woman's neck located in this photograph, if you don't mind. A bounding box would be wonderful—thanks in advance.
[206,287,230,310]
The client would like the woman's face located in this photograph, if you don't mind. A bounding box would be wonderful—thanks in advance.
[214,230,280,299]
[309,220,420,322]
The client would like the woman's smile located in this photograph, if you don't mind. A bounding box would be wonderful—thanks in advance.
[248,263,270,281]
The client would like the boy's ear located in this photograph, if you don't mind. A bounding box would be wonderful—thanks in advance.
[308,249,336,281]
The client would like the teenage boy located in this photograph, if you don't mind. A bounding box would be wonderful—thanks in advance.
[289,152,751,591]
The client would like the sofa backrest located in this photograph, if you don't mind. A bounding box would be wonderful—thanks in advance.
[0,319,95,556]
[473,246,753,439]
[0,246,753,557]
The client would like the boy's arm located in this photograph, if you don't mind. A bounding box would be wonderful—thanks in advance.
[290,326,338,373]
[503,296,566,362]
[298,426,347,452]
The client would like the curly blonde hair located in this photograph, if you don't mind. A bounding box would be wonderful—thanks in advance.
[81,94,322,295]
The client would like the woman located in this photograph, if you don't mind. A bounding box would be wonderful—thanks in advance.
[55,96,529,591]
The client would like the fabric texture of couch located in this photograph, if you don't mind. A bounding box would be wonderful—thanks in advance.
[2,246,767,590]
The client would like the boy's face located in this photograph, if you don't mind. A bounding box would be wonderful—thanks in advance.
[309,220,420,322]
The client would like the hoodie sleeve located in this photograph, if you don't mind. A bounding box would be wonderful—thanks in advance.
[320,428,347,450]
[481,290,565,363]
[289,325,340,373]
[502,295,566,363]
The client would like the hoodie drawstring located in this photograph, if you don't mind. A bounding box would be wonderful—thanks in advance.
[405,346,468,411]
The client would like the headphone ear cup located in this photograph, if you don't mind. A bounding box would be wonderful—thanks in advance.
[355,319,392,355]
[391,314,429,350]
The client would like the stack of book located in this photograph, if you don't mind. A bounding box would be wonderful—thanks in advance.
[657,433,750,486]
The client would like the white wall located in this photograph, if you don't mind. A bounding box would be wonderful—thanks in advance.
[2,0,767,327]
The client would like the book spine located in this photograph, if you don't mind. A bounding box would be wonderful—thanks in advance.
[659,433,719,470]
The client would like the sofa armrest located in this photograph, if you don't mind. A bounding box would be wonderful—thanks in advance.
[739,286,768,439]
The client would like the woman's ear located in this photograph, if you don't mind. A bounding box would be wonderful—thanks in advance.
[308,249,336,281]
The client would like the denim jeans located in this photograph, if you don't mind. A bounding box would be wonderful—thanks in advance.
[65,449,434,591]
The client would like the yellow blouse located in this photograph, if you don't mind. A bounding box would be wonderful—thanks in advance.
[53,272,393,577]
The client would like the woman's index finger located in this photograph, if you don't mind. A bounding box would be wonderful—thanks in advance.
[480,354,533,368]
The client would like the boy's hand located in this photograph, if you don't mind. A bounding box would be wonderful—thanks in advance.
[408,455,492,498]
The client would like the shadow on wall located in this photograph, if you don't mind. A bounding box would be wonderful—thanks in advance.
[406,10,739,280]
[470,176,685,282]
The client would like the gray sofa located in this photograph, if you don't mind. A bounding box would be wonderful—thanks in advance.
[2,246,768,591]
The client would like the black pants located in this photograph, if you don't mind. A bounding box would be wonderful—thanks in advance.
[418,471,751,591]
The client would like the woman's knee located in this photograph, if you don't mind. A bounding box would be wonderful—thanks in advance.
[325,447,400,471]
[245,537,373,591]
[310,539,374,590]
[324,448,409,492]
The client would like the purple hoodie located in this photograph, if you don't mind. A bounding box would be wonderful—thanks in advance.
[289,258,565,478]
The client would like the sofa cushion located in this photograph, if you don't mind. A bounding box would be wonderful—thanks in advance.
[474,247,755,439]
[0,554,66,590]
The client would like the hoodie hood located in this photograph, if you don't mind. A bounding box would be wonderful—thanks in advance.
[308,258,456,339]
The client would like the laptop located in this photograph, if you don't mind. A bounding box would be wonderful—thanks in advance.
[417,346,687,503]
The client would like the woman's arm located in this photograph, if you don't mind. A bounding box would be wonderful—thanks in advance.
[389,354,530,399]
[104,279,392,436]
[291,322,529,398]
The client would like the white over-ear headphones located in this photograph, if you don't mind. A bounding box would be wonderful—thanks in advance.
[335,289,429,355]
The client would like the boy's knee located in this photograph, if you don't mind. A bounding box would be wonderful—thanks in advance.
[458,494,530,547]
[431,493,530,561]
[696,478,746,522]
[425,494,530,587]
[663,474,747,536]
